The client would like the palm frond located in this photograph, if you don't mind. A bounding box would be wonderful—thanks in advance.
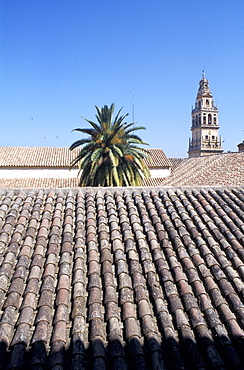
[113,145,123,158]
[113,107,126,125]
[108,150,117,167]
[127,137,149,145]
[124,125,146,134]
[91,147,103,163]
[72,127,98,137]
[69,138,92,151]
[112,166,120,186]
[81,117,101,133]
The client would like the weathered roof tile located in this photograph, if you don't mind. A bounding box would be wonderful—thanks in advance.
[0,187,244,368]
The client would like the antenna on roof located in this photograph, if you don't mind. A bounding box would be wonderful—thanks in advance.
[132,93,135,122]
[131,93,135,134]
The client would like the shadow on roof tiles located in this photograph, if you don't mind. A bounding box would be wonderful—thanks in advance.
[0,333,243,369]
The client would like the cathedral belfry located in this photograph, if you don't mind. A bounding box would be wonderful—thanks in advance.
[188,72,223,158]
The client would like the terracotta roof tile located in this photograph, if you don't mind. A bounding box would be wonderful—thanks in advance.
[163,152,244,186]
[0,186,244,368]
[169,157,187,170]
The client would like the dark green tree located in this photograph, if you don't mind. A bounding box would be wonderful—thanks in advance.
[69,104,150,186]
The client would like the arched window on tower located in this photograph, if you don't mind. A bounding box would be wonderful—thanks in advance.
[206,99,209,107]
[208,114,212,124]
[214,117,217,124]
[203,115,206,124]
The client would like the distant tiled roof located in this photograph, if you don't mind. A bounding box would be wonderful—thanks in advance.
[0,177,79,188]
[0,147,170,168]
[143,177,168,187]
[0,186,244,369]
[163,152,244,186]
[0,147,75,167]
[169,157,187,170]
[145,148,171,167]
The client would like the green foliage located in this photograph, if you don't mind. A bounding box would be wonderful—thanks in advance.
[69,103,150,187]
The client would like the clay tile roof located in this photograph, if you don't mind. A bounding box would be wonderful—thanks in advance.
[162,152,244,186]
[169,157,187,170]
[0,147,76,167]
[0,147,169,168]
[144,148,171,167]
[0,186,244,369]
[0,177,80,188]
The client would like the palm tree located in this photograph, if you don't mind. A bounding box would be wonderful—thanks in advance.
[69,104,150,187]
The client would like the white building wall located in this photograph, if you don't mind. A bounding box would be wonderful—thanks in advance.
[0,168,79,179]
[0,167,171,179]
[149,168,171,178]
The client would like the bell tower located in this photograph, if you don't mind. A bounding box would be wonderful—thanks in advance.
[188,72,223,158]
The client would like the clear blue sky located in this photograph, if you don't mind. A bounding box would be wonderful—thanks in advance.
[1,0,243,158]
